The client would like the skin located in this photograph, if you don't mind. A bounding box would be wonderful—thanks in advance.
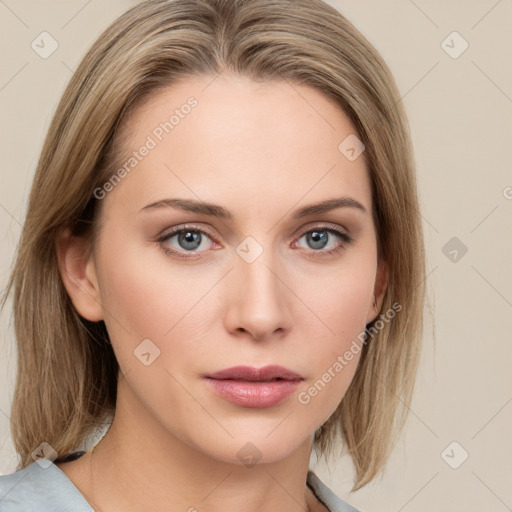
[56,73,388,512]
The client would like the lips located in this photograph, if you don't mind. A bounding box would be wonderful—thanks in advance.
[204,365,304,408]
[205,365,303,382]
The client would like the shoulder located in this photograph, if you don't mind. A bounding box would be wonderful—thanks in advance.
[0,460,93,512]
[307,469,363,512]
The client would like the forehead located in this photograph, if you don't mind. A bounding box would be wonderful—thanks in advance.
[107,73,372,218]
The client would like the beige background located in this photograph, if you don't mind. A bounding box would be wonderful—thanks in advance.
[1,1,511,511]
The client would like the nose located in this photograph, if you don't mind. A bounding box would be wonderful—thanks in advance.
[224,250,293,342]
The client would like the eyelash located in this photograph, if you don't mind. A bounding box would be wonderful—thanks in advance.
[156,223,354,260]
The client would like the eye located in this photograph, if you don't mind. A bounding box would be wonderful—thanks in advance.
[157,224,217,259]
[294,224,353,257]
[156,223,353,260]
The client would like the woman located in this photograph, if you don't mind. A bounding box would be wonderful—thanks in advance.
[0,0,425,510]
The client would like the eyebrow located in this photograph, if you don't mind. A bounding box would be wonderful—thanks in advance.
[139,196,367,219]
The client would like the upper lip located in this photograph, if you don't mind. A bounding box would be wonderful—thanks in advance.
[205,365,303,382]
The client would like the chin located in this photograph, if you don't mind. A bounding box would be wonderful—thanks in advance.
[196,429,310,467]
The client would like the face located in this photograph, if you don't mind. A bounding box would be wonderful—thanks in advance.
[61,73,387,465]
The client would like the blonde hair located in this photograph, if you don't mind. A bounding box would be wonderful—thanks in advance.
[2,0,426,491]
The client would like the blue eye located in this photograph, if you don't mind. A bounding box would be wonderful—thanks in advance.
[295,226,353,257]
[157,223,353,260]
[170,230,206,251]
[158,225,214,259]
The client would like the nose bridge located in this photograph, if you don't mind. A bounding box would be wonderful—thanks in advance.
[227,240,291,339]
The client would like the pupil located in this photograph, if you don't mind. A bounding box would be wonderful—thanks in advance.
[179,231,201,250]
[309,230,327,250]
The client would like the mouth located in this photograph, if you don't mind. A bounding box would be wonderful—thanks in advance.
[203,365,304,408]
[230,378,288,382]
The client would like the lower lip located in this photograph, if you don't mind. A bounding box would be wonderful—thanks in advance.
[204,378,302,408]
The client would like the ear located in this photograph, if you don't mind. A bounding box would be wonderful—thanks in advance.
[366,258,389,324]
[55,228,104,322]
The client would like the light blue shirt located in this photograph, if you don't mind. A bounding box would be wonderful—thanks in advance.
[0,458,361,512]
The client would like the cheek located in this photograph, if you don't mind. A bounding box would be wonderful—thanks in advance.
[304,251,376,337]
[293,256,376,419]
[93,232,225,374]
[321,270,373,324]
